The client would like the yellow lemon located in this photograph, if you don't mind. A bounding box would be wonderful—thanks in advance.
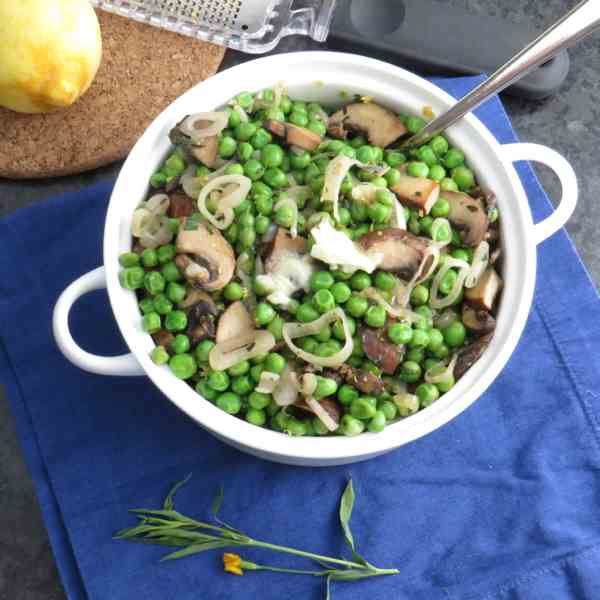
[0,0,102,113]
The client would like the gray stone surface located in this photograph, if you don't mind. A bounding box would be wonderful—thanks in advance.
[1,2,598,598]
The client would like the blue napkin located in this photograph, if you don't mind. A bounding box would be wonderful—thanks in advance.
[2,75,600,600]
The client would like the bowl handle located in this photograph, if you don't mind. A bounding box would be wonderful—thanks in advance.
[501,142,578,245]
[52,266,144,376]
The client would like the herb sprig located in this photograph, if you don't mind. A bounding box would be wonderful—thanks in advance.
[115,476,398,598]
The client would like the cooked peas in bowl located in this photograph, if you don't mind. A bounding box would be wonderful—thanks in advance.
[118,85,502,437]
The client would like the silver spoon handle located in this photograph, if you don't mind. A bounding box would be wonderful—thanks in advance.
[401,0,600,148]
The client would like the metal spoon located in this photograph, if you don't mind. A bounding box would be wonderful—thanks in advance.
[400,0,600,149]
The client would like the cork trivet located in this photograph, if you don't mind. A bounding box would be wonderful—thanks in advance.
[0,11,225,179]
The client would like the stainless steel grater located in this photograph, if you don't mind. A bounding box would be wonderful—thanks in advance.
[91,0,569,99]
[91,0,336,53]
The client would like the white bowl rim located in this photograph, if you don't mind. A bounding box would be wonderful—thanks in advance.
[103,51,537,463]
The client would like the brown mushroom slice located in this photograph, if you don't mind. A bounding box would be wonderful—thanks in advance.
[264,119,321,151]
[169,117,219,168]
[443,191,489,247]
[462,305,496,335]
[178,286,217,313]
[175,219,235,291]
[339,364,384,396]
[216,301,254,345]
[262,227,308,272]
[464,267,502,312]
[361,327,403,375]
[357,228,428,280]
[327,102,407,148]
[455,333,493,379]
[390,175,440,214]
[168,191,195,218]
[152,330,175,348]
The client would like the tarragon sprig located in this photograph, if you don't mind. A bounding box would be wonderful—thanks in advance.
[115,476,398,598]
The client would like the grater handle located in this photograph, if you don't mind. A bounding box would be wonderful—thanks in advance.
[327,0,570,99]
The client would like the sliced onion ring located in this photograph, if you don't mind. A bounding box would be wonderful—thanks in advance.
[274,196,298,238]
[282,308,353,368]
[465,241,490,288]
[300,373,318,396]
[209,330,275,371]
[255,371,280,394]
[305,396,339,432]
[429,257,470,310]
[131,207,154,237]
[146,193,170,215]
[197,174,251,230]
[181,112,228,142]
[139,215,173,249]
[273,365,299,407]
[361,288,422,324]
[425,354,458,384]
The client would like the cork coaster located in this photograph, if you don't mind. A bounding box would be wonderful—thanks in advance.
[0,10,225,179]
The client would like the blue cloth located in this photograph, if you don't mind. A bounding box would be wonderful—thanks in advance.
[2,74,600,600]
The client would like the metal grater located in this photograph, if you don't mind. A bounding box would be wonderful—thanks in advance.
[91,0,336,53]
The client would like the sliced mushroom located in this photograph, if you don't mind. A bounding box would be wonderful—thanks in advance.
[178,287,218,343]
[455,333,493,379]
[361,327,404,375]
[464,267,502,312]
[264,119,321,152]
[462,305,496,335]
[216,301,254,344]
[175,219,235,291]
[443,191,489,247]
[390,174,440,214]
[178,286,217,314]
[327,102,407,148]
[169,118,219,168]
[152,330,175,349]
[357,228,428,280]
[262,227,307,272]
[168,191,195,218]
[339,364,384,396]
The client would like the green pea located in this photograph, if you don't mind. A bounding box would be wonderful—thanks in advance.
[338,206,352,226]
[313,289,336,313]
[409,283,429,306]
[208,370,230,391]
[300,336,319,354]
[428,135,448,156]
[164,310,187,332]
[249,364,264,384]
[346,294,368,318]
[150,172,167,188]
[150,345,170,365]
[228,360,250,377]
[307,120,327,136]
[385,150,406,167]
[350,201,368,223]
[223,282,244,302]
[164,154,186,177]
[238,226,256,249]
[379,400,397,421]
[365,305,386,328]
[297,302,320,323]
[243,159,265,181]
[440,177,459,192]
[452,166,475,191]
[260,143,284,168]
[304,162,320,183]
[195,339,215,364]
[368,410,387,433]
[144,271,166,295]
[489,207,499,223]
[331,281,352,304]
[270,410,289,432]
[416,383,440,408]
[234,122,257,141]
[274,204,295,228]
[340,414,365,436]
[216,392,241,414]
[245,407,266,426]
[356,145,376,163]
[138,297,154,315]
[264,352,285,374]
[316,340,342,357]
[410,328,430,350]
[254,194,273,216]
[388,322,412,345]
[406,116,426,134]
[443,148,465,169]
[309,175,325,193]
[153,293,173,315]
[251,128,272,149]
[119,266,145,290]
[284,417,308,436]
[436,373,455,393]
[264,167,287,188]
[408,217,421,236]
[314,376,338,400]
[427,328,445,352]
[161,261,181,283]
[417,145,438,166]
[312,417,330,435]
[406,161,429,178]
[235,91,253,108]
[338,384,359,406]
[428,164,446,182]
[255,302,276,326]
[157,244,176,264]
[237,141,254,161]
[225,163,245,176]
[169,353,197,379]
[443,321,466,347]
[246,390,270,410]
[231,375,253,396]
[431,343,450,360]
[431,197,450,218]
[310,270,334,291]
[290,150,311,169]
[405,348,424,363]
[350,397,377,420]
[383,168,401,187]
[289,111,308,127]
[349,134,367,148]
[332,315,355,340]
[350,271,372,291]
[314,324,332,342]
[119,252,140,268]
[440,269,458,295]
[139,248,157,268]
[399,360,422,383]
[170,334,190,355]
[218,135,237,158]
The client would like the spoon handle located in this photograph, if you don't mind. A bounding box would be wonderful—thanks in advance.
[401,0,600,148]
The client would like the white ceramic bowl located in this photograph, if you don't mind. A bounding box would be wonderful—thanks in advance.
[53,52,577,466]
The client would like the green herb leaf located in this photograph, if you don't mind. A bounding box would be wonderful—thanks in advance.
[329,569,378,582]
[338,480,370,568]
[325,574,332,600]
[163,473,192,510]
[211,485,224,516]
[160,540,235,561]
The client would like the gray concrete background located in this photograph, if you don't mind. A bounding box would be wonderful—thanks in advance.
[1,1,598,598]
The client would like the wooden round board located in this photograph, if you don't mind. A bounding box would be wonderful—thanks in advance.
[0,11,225,179]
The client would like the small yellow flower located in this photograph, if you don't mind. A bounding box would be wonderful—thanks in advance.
[223,553,243,576]
[360,95,373,104]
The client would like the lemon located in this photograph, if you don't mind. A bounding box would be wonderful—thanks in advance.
[0,0,102,113]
